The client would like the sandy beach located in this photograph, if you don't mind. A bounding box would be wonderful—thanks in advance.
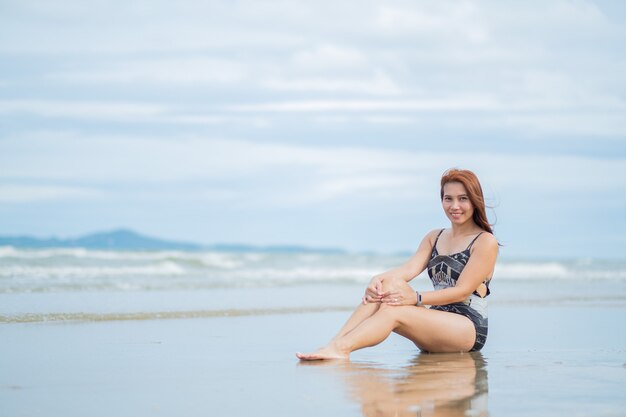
[2,249,625,416]
[2,303,625,417]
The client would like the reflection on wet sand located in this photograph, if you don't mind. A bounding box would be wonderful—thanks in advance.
[301,352,488,417]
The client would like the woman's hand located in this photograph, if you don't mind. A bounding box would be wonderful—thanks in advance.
[362,275,384,304]
[380,285,418,307]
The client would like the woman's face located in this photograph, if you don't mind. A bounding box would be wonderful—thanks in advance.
[442,181,474,226]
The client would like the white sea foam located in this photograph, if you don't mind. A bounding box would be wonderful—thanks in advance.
[231,266,382,285]
[494,262,570,280]
[0,246,249,269]
[0,246,22,257]
[1,248,625,294]
[0,246,95,259]
[0,261,185,278]
[494,260,626,281]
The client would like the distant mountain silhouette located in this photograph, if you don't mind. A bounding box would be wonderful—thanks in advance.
[0,229,201,250]
[0,229,346,253]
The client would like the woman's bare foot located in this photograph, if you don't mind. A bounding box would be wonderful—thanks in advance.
[296,343,349,361]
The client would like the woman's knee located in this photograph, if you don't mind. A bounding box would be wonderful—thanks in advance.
[376,303,395,318]
[375,303,407,326]
[380,276,410,293]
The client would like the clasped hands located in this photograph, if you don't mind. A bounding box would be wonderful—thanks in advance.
[362,276,417,306]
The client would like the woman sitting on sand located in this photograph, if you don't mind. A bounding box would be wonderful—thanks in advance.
[297,168,499,360]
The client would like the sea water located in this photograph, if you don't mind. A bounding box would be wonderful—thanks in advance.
[1,247,625,323]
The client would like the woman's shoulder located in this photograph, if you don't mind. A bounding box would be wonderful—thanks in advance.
[426,228,446,237]
[425,228,445,239]
[473,232,499,253]
[422,228,445,247]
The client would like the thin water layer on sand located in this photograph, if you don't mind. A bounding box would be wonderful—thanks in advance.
[1,306,625,417]
[1,277,626,324]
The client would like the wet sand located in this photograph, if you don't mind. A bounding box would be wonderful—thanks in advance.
[1,305,625,417]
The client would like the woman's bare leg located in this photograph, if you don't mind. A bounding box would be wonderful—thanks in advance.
[295,302,381,360]
[297,278,398,360]
[297,305,475,360]
[297,279,476,360]
[331,302,381,340]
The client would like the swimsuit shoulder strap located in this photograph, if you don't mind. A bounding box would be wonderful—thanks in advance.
[466,232,485,251]
[432,229,445,253]
[434,229,445,245]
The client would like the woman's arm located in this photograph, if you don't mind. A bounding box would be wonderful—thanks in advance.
[364,230,439,303]
[387,231,439,281]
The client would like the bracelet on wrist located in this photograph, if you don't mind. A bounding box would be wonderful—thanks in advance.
[415,291,422,307]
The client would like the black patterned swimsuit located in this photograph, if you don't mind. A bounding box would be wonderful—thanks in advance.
[427,229,491,352]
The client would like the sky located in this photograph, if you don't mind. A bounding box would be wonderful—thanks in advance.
[1,0,625,258]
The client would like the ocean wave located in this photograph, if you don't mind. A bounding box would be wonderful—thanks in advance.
[494,262,570,279]
[494,261,626,280]
[0,266,383,293]
[0,261,185,278]
[232,266,381,283]
[1,248,626,294]
[0,246,245,268]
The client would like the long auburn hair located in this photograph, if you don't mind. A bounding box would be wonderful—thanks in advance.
[440,168,494,234]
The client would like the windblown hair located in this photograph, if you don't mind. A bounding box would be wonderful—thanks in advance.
[440,168,493,234]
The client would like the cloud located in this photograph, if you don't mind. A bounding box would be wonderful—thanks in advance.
[494,112,626,137]
[1,1,625,256]
[47,57,247,85]
[291,44,368,70]
[2,1,624,138]
[375,2,489,43]
[0,99,269,128]
[0,100,165,122]
[262,71,402,95]
[2,132,625,210]
[225,97,500,112]
[0,185,105,203]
